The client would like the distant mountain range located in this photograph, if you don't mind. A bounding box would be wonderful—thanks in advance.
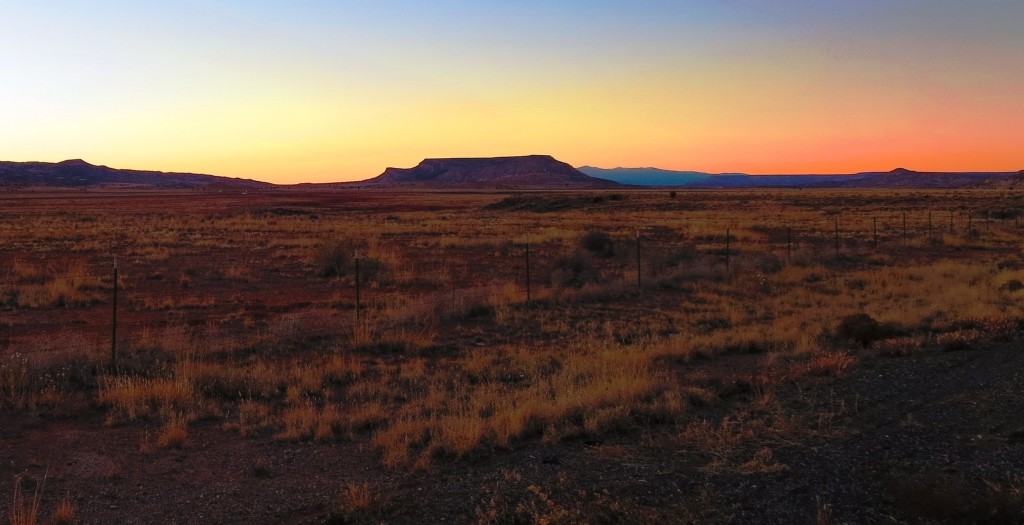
[365,155,619,188]
[2,157,1021,190]
[579,166,1024,189]
[0,159,272,189]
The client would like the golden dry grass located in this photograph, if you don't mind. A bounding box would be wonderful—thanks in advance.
[49,494,75,525]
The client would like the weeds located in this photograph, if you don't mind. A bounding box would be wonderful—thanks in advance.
[8,474,43,525]
[50,493,75,525]
[327,482,377,524]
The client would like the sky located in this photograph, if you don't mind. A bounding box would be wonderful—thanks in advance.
[2,1,1022,183]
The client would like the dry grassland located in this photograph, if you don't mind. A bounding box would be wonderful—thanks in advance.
[2,188,1024,523]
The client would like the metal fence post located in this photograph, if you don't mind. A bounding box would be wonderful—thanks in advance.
[354,254,361,326]
[111,256,118,369]
[873,217,878,249]
[834,217,840,259]
[635,230,642,289]
[725,227,730,273]
[525,237,531,303]
[787,226,792,263]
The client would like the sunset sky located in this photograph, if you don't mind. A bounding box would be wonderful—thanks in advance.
[2,1,1022,183]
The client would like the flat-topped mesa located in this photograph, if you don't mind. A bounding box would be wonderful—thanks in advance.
[369,155,622,188]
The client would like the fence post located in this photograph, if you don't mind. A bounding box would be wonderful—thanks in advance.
[928,210,933,240]
[354,254,361,327]
[786,226,792,263]
[725,227,730,273]
[903,212,908,244]
[111,256,118,369]
[834,217,840,259]
[873,217,878,249]
[525,237,531,303]
[635,230,642,289]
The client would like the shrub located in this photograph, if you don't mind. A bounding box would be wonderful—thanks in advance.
[355,257,389,285]
[580,231,615,257]
[157,419,188,449]
[552,251,601,288]
[873,336,923,357]
[937,329,983,351]
[51,493,76,524]
[9,476,42,525]
[319,241,353,278]
[756,254,784,274]
[663,244,699,268]
[318,240,389,284]
[980,315,1019,342]
[837,313,901,347]
[999,279,1024,292]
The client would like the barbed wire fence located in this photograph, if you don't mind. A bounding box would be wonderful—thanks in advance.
[2,206,1022,370]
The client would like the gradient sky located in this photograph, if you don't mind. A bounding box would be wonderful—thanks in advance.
[2,1,1022,183]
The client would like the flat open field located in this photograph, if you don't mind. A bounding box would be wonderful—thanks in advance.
[2,188,1024,524]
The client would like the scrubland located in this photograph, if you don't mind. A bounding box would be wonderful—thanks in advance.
[2,188,1024,523]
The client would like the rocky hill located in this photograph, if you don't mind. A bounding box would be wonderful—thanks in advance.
[0,159,272,189]
[367,155,621,188]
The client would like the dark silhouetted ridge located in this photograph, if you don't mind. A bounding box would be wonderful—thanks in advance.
[0,159,272,189]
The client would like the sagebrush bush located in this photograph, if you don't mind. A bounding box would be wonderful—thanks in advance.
[552,251,601,288]
[319,240,354,278]
[580,231,615,258]
[837,313,901,347]
[355,257,389,285]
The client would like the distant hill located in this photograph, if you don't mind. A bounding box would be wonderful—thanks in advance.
[581,166,1022,189]
[686,174,869,188]
[0,159,273,189]
[366,155,621,188]
[979,170,1024,189]
[580,166,871,187]
[809,168,1020,189]
[577,166,714,186]
[6,158,1018,190]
